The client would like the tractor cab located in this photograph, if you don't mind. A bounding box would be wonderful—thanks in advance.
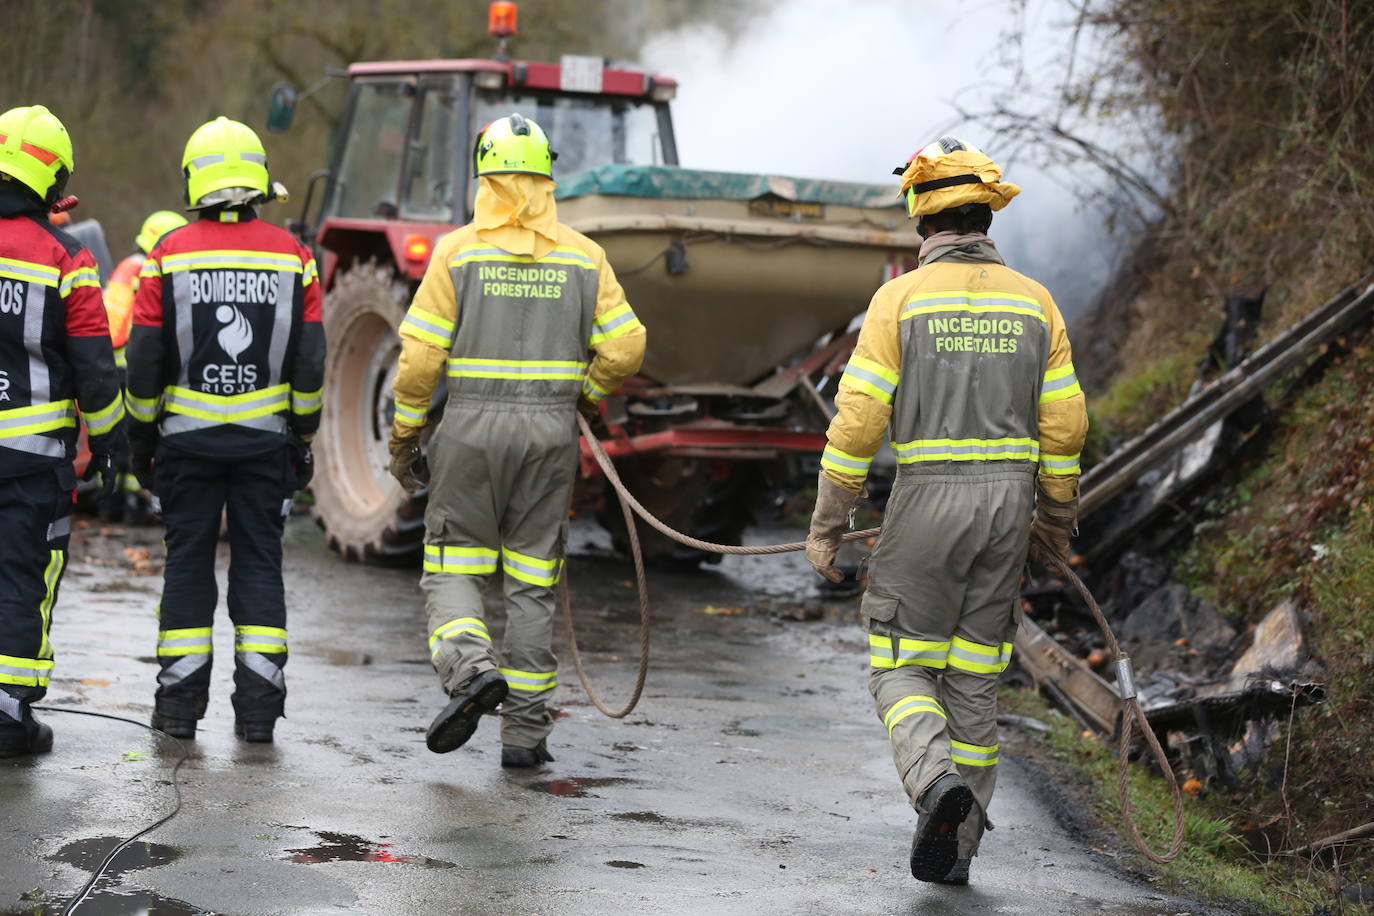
[282,54,678,285]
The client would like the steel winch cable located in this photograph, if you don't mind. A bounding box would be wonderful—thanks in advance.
[569,414,1185,864]
[30,706,191,914]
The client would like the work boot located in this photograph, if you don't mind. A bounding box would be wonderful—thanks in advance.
[427,670,508,754]
[501,739,554,768]
[936,858,971,886]
[234,720,275,743]
[910,773,974,882]
[0,708,54,758]
[150,711,197,740]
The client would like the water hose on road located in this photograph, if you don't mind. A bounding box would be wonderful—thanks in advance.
[568,414,1186,864]
[30,706,190,914]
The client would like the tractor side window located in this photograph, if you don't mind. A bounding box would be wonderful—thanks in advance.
[401,81,458,222]
[330,82,413,220]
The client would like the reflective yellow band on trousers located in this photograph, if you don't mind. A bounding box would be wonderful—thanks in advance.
[588,303,642,346]
[501,547,562,587]
[157,627,213,657]
[868,634,950,670]
[448,358,588,381]
[892,437,1038,464]
[821,444,873,477]
[0,400,76,438]
[884,695,946,734]
[1040,362,1083,403]
[946,636,1013,675]
[499,667,558,692]
[235,625,287,654]
[0,654,53,687]
[400,306,456,349]
[424,545,499,575]
[839,355,899,404]
[429,617,491,655]
[37,550,64,660]
[950,739,999,767]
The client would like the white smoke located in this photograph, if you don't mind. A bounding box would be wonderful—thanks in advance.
[641,0,1129,319]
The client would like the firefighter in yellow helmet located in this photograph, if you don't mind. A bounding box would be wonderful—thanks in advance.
[125,117,324,743]
[0,105,127,756]
[805,137,1087,883]
[387,114,645,767]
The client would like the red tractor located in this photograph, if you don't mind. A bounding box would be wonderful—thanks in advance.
[271,3,916,563]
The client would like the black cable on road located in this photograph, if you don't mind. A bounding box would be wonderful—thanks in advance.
[30,706,190,915]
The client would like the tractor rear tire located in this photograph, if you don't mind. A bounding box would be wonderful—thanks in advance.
[310,262,427,563]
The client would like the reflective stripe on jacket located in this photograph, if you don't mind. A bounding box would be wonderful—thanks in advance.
[0,213,124,476]
[125,211,325,457]
[823,238,1087,501]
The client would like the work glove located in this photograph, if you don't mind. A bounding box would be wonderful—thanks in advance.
[290,435,314,492]
[805,475,861,583]
[1028,482,1078,569]
[576,395,601,427]
[82,450,120,503]
[128,423,158,492]
[388,426,429,494]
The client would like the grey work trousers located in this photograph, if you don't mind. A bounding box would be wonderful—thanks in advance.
[861,464,1033,858]
[421,400,576,750]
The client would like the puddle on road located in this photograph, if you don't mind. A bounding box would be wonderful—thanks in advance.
[605,860,647,868]
[284,830,455,867]
[41,838,205,915]
[609,811,670,824]
[530,777,634,798]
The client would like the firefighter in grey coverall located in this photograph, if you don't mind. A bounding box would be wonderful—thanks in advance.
[387,114,645,767]
[806,138,1088,884]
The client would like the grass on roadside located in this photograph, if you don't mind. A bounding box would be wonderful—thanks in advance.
[998,687,1331,914]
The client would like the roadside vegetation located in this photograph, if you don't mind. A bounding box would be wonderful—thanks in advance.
[995,0,1374,911]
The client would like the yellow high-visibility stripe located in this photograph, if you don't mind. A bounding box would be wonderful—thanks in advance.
[162,384,289,423]
[884,695,946,734]
[820,444,873,477]
[37,551,64,660]
[0,400,77,438]
[1040,362,1083,403]
[82,394,126,436]
[868,634,949,670]
[235,625,287,653]
[59,266,101,297]
[127,393,160,423]
[393,399,429,427]
[839,355,900,404]
[0,256,60,287]
[429,617,492,653]
[950,739,1000,767]
[588,303,643,346]
[290,388,323,416]
[946,636,1013,675]
[900,289,1047,324]
[891,436,1039,464]
[156,627,213,657]
[1040,452,1081,476]
[160,250,304,273]
[0,654,54,687]
[501,547,562,587]
[448,358,588,381]
[423,544,499,575]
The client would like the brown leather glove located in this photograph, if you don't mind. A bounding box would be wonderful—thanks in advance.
[806,475,861,583]
[576,395,601,426]
[1028,483,1077,569]
[388,426,429,494]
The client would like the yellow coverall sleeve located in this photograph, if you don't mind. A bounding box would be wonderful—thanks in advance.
[391,245,459,435]
[1036,294,1088,500]
[821,289,904,493]
[582,249,646,403]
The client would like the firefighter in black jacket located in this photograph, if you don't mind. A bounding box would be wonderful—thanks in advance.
[126,117,324,743]
[0,105,126,757]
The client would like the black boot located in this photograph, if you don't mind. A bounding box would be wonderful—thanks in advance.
[501,739,554,768]
[0,707,53,758]
[427,670,508,754]
[910,773,973,882]
[235,720,275,743]
[150,711,197,739]
[936,858,971,885]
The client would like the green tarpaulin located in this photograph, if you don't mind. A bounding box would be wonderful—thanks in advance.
[555,164,901,210]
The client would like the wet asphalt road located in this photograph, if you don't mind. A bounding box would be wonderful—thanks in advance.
[0,516,1227,915]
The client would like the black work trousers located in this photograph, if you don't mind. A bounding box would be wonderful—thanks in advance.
[0,464,74,719]
[153,444,293,722]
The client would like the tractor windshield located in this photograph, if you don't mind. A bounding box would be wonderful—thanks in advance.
[472,90,669,179]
